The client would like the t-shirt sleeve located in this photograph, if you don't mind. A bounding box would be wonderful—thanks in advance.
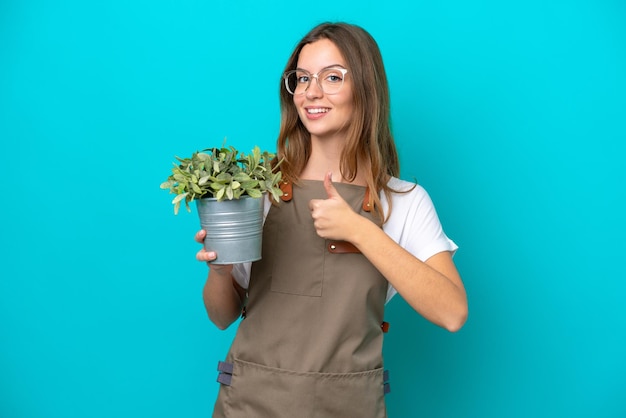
[401,186,457,261]
[232,262,252,289]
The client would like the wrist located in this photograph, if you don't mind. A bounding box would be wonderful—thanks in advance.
[349,214,373,249]
[209,264,234,279]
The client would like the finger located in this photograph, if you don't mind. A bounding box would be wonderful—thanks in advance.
[309,199,321,213]
[194,229,206,243]
[196,249,217,262]
[323,171,340,199]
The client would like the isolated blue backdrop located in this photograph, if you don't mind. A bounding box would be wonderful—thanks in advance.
[1,1,625,417]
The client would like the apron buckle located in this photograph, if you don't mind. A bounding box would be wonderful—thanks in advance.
[384,369,391,395]
[217,361,234,386]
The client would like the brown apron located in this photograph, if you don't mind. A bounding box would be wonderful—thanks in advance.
[213,180,389,418]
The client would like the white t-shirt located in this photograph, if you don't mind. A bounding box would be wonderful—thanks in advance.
[231,177,457,303]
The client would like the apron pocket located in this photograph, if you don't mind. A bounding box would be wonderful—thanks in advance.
[216,359,386,418]
[313,367,387,418]
[270,223,325,297]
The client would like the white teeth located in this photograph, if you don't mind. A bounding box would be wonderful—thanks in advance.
[307,108,329,114]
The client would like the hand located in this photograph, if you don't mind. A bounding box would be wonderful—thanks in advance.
[308,172,358,241]
[195,230,233,276]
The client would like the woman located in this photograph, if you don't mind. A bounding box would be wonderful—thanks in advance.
[196,22,468,418]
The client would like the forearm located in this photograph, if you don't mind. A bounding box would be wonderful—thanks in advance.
[202,269,244,330]
[351,216,468,332]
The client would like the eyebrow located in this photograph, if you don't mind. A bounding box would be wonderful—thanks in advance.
[295,64,347,72]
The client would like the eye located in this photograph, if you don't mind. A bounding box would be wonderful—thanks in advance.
[323,69,345,83]
[296,72,310,84]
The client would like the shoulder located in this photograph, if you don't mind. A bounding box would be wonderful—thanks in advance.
[381,177,447,241]
[383,177,431,213]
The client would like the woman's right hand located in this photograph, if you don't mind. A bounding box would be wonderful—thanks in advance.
[196,229,242,329]
[195,230,233,276]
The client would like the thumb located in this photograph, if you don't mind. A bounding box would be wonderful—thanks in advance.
[324,171,340,199]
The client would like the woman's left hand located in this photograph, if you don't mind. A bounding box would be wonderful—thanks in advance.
[308,172,361,241]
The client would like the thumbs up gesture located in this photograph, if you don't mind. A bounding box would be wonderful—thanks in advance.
[308,172,357,241]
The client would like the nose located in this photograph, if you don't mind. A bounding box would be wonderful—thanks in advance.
[305,74,323,99]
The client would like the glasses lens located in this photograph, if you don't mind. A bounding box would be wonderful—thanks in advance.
[285,71,308,95]
[319,68,345,94]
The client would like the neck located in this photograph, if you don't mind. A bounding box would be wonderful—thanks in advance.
[299,138,367,185]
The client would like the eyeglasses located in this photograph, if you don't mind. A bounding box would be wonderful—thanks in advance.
[283,67,349,95]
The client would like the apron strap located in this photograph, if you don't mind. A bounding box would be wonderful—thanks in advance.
[280,181,293,202]
[328,241,360,254]
[362,186,372,212]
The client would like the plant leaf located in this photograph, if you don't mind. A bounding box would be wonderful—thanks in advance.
[233,172,251,182]
[191,183,202,194]
[172,193,188,204]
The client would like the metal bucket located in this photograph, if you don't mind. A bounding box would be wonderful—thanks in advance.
[196,195,264,264]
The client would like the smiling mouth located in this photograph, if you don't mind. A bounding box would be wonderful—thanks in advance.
[306,108,330,114]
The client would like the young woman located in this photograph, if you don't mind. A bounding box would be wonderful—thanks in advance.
[196,22,468,418]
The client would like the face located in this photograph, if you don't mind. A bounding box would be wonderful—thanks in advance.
[293,39,354,143]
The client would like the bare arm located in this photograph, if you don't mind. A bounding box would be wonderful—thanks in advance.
[350,220,467,331]
[196,230,246,330]
[309,173,468,332]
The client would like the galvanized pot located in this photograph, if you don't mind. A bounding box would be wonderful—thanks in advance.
[196,195,264,264]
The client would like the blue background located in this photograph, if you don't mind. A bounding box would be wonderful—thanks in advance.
[1,1,625,417]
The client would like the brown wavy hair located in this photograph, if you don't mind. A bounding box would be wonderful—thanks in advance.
[276,22,400,222]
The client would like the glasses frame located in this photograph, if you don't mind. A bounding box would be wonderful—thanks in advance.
[283,67,349,96]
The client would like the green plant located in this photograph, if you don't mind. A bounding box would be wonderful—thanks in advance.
[160,145,283,214]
